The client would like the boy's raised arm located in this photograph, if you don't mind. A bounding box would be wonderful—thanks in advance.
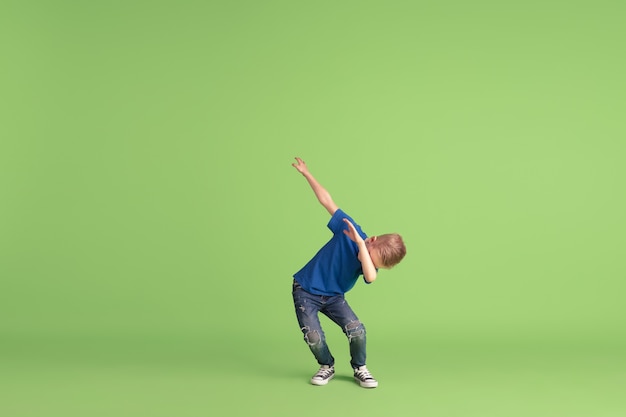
[292,157,339,215]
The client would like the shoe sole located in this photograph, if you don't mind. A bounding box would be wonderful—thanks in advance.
[311,373,334,386]
[354,377,378,388]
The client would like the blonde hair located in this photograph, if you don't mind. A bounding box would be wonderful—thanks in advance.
[373,234,406,268]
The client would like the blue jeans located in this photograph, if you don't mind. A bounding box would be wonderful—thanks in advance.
[292,279,367,369]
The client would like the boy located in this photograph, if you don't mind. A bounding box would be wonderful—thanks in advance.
[291,157,406,388]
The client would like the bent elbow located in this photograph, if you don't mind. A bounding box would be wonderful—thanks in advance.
[364,273,377,283]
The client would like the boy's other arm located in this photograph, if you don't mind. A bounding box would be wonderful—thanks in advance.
[343,219,378,283]
[292,157,339,215]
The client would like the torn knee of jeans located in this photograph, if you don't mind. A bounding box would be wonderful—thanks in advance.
[345,320,365,339]
[304,329,321,346]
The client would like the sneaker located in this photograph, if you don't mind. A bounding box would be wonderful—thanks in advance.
[311,365,335,386]
[353,366,378,388]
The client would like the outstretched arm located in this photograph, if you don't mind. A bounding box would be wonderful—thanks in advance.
[292,157,339,215]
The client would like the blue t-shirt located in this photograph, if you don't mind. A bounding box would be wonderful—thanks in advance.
[293,208,371,296]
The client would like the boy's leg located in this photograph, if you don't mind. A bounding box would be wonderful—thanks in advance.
[322,296,367,369]
[292,280,335,367]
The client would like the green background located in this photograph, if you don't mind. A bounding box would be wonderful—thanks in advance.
[1,1,625,416]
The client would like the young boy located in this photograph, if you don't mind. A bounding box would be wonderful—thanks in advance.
[291,157,406,388]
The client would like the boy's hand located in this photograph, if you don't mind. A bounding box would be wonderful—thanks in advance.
[292,157,309,175]
[342,218,364,244]
[344,218,378,281]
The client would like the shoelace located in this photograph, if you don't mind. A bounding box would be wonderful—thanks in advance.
[315,368,333,378]
[355,368,374,380]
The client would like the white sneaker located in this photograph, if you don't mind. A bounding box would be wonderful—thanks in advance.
[353,366,378,388]
[311,365,335,386]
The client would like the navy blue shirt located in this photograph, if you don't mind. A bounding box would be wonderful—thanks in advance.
[293,209,371,296]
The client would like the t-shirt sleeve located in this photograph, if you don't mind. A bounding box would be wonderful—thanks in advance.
[327,208,346,234]
[327,208,367,239]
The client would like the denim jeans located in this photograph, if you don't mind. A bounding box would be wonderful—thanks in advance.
[292,279,367,369]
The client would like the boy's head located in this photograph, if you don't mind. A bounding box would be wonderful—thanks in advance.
[365,234,406,269]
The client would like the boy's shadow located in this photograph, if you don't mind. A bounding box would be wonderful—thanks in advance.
[332,374,356,384]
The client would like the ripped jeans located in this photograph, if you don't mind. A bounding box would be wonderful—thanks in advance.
[292,279,367,369]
